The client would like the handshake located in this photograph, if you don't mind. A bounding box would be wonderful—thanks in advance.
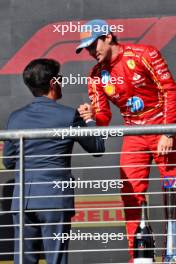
[78,103,95,122]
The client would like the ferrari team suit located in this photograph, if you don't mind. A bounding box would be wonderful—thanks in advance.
[87,43,176,258]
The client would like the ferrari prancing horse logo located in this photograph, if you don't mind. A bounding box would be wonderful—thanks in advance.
[127,59,136,70]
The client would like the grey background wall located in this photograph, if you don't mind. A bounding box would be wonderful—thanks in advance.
[0,0,175,263]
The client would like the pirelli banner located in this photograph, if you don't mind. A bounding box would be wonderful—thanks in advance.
[0,0,175,263]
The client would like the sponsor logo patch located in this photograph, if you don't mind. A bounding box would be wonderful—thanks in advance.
[101,70,110,85]
[127,59,136,69]
[163,176,176,189]
[104,84,116,96]
[124,51,135,57]
[133,73,141,81]
[149,50,158,58]
[126,96,144,113]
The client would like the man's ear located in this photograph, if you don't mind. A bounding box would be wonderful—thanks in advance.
[48,79,56,97]
[50,78,55,90]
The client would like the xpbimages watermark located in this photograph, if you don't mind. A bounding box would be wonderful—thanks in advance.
[53,21,124,36]
[52,126,123,140]
[53,230,124,243]
[53,74,124,88]
[53,179,124,191]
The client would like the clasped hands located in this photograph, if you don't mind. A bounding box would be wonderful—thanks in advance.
[77,104,174,156]
[77,103,94,122]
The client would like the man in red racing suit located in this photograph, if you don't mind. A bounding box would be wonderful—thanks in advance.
[76,19,176,262]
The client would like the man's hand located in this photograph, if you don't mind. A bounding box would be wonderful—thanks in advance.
[78,103,94,122]
[157,135,174,155]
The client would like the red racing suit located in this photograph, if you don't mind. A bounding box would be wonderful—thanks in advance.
[88,43,176,258]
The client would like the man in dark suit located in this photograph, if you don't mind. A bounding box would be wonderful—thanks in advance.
[3,58,104,264]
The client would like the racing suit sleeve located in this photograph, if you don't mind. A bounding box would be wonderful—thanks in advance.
[141,45,176,124]
[88,76,112,126]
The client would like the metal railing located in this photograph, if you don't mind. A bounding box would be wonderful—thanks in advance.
[1,124,176,264]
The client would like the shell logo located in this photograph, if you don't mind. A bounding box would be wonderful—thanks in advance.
[104,84,116,96]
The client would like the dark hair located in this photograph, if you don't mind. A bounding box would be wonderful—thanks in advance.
[23,58,60,96]
[111,34,118,44]
[99,33,118,44]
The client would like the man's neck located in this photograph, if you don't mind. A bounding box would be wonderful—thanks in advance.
[44,94,56,101]
[111,44,120,60]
